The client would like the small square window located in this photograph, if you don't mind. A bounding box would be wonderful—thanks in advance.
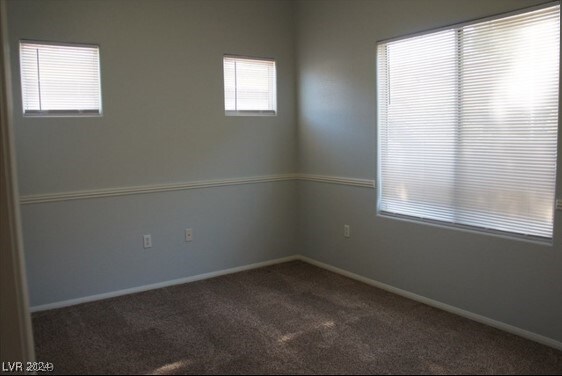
[20,41,102,116]
[223,55,276,116]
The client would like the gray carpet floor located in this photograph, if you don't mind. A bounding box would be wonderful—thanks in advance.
[33,261,562,375]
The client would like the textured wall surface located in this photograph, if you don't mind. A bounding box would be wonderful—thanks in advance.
[296,0,562,342]
[9,0,297,194]
[8,0,298,306]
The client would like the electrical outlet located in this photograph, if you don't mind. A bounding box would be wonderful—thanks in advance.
[556,199,562,210]
[143,234,152,248]
[185,228,193,242]
[344,225,351,238]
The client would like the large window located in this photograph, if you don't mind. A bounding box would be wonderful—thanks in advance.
[223,55,277,115]
[377,4,560,240]
[20,41,102,116]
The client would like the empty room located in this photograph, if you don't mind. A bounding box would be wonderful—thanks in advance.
[1,0,561,374]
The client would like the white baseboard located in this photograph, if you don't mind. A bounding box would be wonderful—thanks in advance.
[30,253,561,351]
[29,255,300,313]
[299,256,562,351]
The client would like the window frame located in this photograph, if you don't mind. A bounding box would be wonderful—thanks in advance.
[375,1,559,48]
[223,54,277,117]
[375,1,560,244]
[19,39,103,117]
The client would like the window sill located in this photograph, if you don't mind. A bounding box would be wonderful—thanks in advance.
[23,110,102,118]
[225,110,276,117]
[377,211,553,247]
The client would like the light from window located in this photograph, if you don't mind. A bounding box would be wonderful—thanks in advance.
[223,55,276,115]
[377,4,560,240]
[20,41,101,116]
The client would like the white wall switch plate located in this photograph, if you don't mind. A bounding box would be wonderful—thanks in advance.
[344,225,351,238]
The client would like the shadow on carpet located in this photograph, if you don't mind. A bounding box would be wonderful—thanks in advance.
[33,261,562,374]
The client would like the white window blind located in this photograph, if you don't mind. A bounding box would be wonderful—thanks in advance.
[377,3,560,240]
[20,41,101,115]
[223,55,276,115]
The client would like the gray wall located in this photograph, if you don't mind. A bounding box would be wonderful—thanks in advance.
[10,0,297,194]
[8,0,562,345]
[8,0,298,305]
[296,0,562,342]
[22,182,296,306]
